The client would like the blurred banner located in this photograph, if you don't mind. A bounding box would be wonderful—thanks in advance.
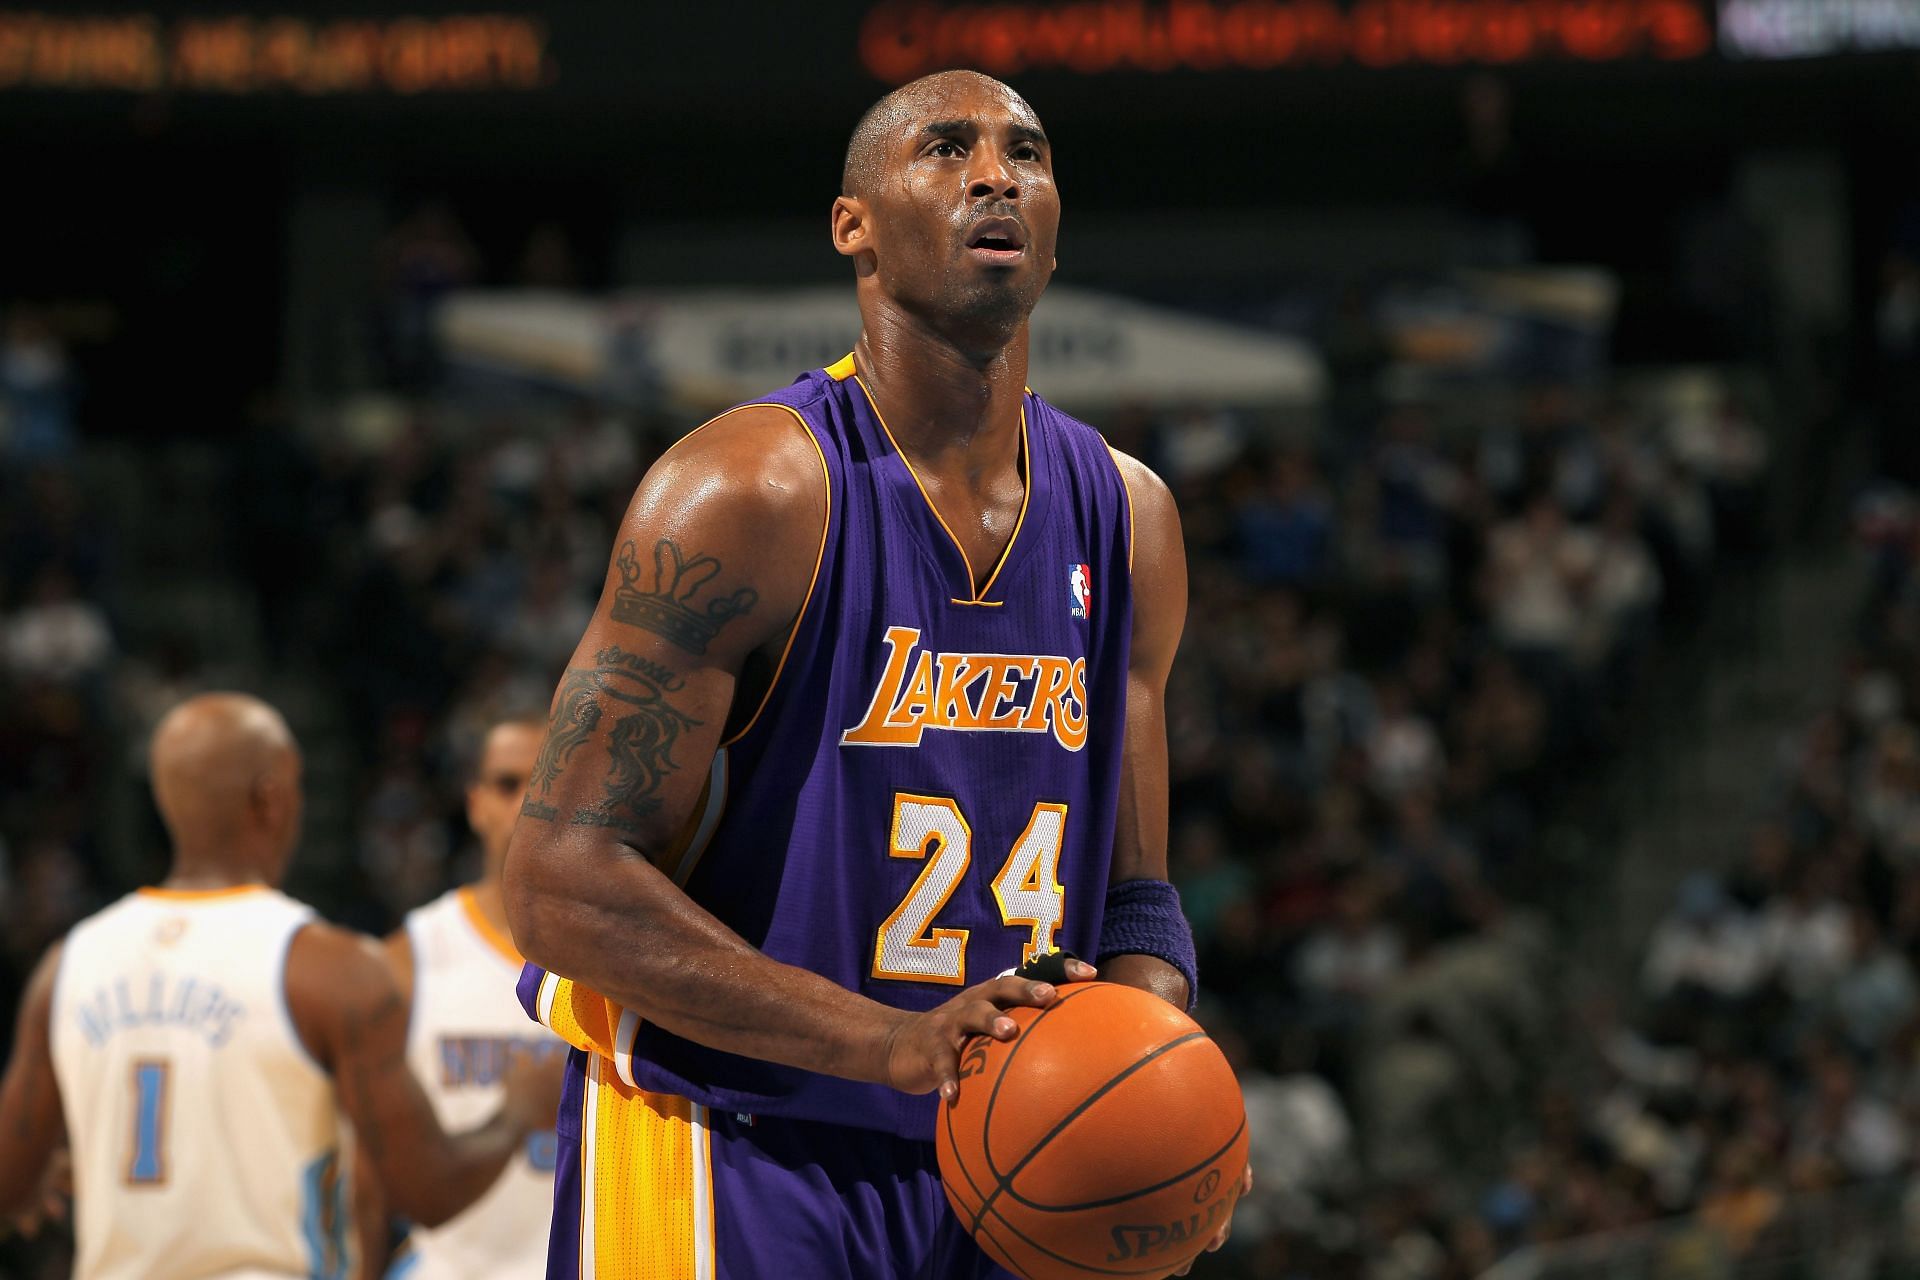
[436,285,1327,409]
[6,1,1920,99]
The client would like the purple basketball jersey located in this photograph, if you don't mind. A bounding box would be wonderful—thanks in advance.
[626,355,1135,1140]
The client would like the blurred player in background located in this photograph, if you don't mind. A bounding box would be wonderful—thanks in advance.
[505,71,1246,1277]
[0,693,561,1280]
[361,714,562,1278]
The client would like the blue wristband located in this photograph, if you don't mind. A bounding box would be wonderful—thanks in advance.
[1096,878,1198,1010]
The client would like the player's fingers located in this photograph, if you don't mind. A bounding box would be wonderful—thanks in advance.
[980,974,1057,1009]
[1066,958,1097,981]
[954,1000,1021,1041]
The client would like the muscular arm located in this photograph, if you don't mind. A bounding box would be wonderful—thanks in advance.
[503,408,1056,1097]
[1104,451,1192,1010]
[285,924,535,1228]
[0,945,65,1221]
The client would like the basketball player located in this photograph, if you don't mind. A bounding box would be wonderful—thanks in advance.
[504,71,1249,1277]
[364,714,562,1278]
[0,693,561,1280]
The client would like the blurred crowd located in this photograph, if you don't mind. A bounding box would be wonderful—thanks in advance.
[0,311,110,1055]
[1120,383,1771,1278]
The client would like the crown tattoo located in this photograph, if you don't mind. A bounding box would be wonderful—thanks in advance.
[611,538,758,655]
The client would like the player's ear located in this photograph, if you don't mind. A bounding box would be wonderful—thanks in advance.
[831,195,876,273]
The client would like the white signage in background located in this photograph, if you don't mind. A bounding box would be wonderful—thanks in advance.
[1720,0,1920,58]
[437,286,1327,410]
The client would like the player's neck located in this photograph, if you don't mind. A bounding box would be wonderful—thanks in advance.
[854,310,1027,475]
[158,850,269,892]
[465,878,511,936]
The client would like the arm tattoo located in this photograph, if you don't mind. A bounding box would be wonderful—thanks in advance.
[522,646,702,835]
[524,669,602,821]
[609,538,757,654]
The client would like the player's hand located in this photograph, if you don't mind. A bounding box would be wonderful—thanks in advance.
[884,959,1098,1100]
[1172,1163,1252,1275]
[500,1044,567,1134]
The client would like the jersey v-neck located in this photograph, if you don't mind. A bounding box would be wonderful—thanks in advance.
[836,358,1050,606]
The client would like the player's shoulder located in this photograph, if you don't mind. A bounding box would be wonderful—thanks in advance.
[1103,444,1172,511]
[1104,444,1182,591]
[286,919,394,991]
[640,400,829,525]
[19,936,66,1012]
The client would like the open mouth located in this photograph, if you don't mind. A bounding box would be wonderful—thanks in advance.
[966,217,1028,258]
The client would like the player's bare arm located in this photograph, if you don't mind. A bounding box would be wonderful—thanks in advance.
[504,407,1067,1099]
[1100,450,1192,1007]
[342,928,418,1279]
[0,943,66,1228]
[283,923,554,1227]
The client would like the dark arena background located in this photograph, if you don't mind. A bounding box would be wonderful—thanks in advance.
[8,1,1920,1276]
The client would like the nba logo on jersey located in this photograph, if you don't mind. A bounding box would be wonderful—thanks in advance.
[1069,563,1092,619]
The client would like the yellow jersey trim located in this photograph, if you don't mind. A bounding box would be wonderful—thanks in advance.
[457,887,523,966]
[825,353,858,381]
[137,884,267,901]
[718,407,832,748]
[852,373,1031,604]
[1107,444,1137,574]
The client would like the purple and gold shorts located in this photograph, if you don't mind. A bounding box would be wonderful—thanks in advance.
[544,1047,1013,1280]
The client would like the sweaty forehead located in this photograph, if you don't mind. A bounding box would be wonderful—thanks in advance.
[891,78,1038,141]
[843,71,1044,196]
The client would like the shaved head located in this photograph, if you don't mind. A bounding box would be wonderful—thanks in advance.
[150,693,303,880]
[842,70,1039,197]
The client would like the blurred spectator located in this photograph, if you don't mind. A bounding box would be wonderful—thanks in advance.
[1236,448,1334,588]
[0,306,76,464]
[1294,873,1404,1004]
[376,201,478,388]
[1829,908,1916,1055]
[1482,492,1596,666]
[4,566,112,687]
[1643,874,1769,1005]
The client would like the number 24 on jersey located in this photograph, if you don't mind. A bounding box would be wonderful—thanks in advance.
[872,792,1066,986]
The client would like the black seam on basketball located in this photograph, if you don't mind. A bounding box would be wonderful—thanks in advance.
[942,1067,996,1218]
[1008,1114,1246,1213]
[972,1216,1023,1277]
[969,1029,1208,1236]
[983,1197,1218,1277]
[980,980,1099,1183]
[948,982,1097,1228]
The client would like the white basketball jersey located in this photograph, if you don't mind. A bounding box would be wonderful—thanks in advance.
[398,888,558,1279]
[50,886,350,1280]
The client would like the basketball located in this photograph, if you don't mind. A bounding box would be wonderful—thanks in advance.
[935,982,1249,1280]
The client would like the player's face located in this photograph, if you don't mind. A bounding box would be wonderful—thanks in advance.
[860,82,1059,340]
[467,723,541,880]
